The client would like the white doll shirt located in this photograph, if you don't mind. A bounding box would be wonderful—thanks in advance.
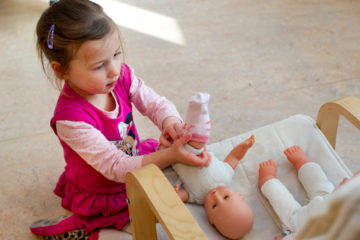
[172,152,234,204]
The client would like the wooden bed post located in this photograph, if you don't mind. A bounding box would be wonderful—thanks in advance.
[316,96,360,149]
[126,172,157,240]
[126,164,207,240]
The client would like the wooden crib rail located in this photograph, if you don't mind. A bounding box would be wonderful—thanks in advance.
[125,95,360,240]
[316,95,360,149]
[126,164,207,240]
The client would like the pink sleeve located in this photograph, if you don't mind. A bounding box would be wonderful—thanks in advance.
[128,67,182,130]
[56,120,143,183]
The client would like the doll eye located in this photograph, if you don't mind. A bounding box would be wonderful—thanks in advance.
[212,204,217,209]
[224,195,229,200]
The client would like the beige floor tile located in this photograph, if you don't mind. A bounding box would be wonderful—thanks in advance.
[0,132,68,239]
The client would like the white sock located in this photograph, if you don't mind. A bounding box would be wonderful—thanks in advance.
[184,92,211,143]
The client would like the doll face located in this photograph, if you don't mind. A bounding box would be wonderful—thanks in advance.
[204,186,254,239]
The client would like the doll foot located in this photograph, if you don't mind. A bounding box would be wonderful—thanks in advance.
[284,146,310,172]
[258,159,277,188]
[244,134,255,148]
[224,134,255,169]
[230,134,255,159]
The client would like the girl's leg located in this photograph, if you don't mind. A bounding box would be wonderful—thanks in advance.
[284,146,334,199]
[30,214,89,239]
[258,160,301,233]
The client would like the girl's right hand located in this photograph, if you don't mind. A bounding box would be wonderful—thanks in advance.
[159,118,183,147]
[169,133,211,167]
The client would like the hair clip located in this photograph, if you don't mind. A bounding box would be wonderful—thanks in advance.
[47,24,55,49]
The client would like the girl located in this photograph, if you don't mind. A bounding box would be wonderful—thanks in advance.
[30,0,210,239]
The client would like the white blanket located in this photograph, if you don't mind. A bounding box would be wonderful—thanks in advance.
[163,115,353,240]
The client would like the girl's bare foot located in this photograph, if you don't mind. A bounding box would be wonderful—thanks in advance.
[258,159,277,188]
[284,146,310,172]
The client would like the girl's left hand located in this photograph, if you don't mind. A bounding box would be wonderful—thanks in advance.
[142,133,211,170]
[160,116,183,147]
[169,133,211,167]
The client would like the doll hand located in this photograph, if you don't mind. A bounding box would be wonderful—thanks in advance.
[160,117,183,147]
[274,237,282,240]
[334,170,360,191]
[174,184,190,202]
[170,134,211,167]
[200,146,211,167]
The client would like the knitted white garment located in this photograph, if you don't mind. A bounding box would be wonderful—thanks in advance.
[298,162,335,200]
[261,162,335,233]
[172,152,234,204]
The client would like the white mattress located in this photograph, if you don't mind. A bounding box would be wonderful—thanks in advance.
[161,114,352,240]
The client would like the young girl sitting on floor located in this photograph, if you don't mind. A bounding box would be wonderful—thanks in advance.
[30,0,210,239]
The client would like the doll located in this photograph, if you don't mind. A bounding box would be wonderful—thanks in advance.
[172,92,254,239]
[258,145,360,240]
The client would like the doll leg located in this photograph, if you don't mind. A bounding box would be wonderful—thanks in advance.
[224,134,255,169]
[259,160,301,233]
[284,146,334,200]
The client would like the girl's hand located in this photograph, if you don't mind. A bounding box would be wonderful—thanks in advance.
[160,116,183,147]
[169,134,211,167]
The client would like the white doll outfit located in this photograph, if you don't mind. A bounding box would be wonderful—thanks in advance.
[183,92,211,143]
[172,152,234,204]
[183,143,204,156]
[260,162,335,233]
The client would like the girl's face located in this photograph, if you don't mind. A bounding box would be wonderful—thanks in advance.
[63,30,122,100]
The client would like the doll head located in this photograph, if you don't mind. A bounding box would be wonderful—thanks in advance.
[204,186,254,239]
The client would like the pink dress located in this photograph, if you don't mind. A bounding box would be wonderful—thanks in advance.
[48,64,169,233]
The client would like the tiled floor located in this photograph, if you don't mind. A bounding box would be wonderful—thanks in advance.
[0,0,359,239]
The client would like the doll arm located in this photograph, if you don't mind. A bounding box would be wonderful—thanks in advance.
[128,67,182,131]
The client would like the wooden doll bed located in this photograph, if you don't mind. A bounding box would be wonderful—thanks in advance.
[125,95,360,240]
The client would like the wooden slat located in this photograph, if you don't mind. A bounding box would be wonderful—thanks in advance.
[126,164,207,240]
[316,95,360,149]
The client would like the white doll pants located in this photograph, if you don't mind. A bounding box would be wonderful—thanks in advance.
[261,162,335,233]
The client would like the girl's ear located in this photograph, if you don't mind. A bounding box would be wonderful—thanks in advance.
[51,61,69,80]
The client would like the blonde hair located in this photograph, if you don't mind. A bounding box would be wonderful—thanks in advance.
[36,0,125,90]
